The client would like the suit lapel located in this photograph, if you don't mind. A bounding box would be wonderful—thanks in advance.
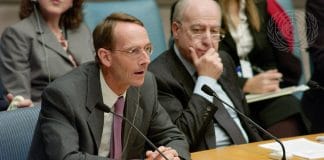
[168,49,195,97]
[122,87,143,152]
[218,67,244,113]
[31,14,73,63]
[84,63,104,151]
[168,48,217,148]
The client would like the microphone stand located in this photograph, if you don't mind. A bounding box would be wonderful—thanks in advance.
[96,103,169,160]
[201,85,286,160]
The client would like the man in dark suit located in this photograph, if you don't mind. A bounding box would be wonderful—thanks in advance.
[149,0,262,152]
[28,13,189,160]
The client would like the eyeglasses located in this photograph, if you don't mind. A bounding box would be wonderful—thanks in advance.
[176,21,225,42]
[108,44,153,58]
[191,32,225,42]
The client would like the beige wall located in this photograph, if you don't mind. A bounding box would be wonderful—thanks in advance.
[0,0,176,41]
[0,3,19,35]
[0,0,305,40]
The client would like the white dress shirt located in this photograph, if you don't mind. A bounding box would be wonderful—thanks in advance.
[174,44,249,147]
[98,69,126,157]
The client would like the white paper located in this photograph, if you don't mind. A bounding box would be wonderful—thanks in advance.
[246,85,309,103]
[259,138,324,159]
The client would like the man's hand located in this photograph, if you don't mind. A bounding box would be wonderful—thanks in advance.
[243,69,282,94]
[146,146,180,160]
[190,47,223,80]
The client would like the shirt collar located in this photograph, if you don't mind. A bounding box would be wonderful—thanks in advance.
[99,69,126,111]
[173,44,196,78]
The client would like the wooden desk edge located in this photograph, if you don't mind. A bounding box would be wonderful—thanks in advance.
[191,133,324,160]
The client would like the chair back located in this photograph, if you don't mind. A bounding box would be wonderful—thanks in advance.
[0,107,40,160]
[83,0,167,60]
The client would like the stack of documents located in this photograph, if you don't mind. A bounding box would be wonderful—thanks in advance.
[259,138,324,159]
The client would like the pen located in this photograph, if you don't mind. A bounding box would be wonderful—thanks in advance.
[252,66,265,74]
[252,66,283,82]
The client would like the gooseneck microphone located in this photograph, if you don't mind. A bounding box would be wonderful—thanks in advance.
[201,85,287,160]
[307,80,324,91]
[96,102,169,160]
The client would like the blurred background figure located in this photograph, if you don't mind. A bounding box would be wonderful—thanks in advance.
[218,0,307,138]
[0,0,94,108]
[302,0,324,133]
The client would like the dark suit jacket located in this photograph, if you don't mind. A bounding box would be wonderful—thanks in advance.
[148,48,262,152]
[0,13,94,102]
[28,62,190,160]
[0,80,8,111]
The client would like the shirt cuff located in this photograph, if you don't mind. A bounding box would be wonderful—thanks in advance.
[193,76,216,103]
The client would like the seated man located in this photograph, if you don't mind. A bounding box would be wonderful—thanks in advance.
[149,0,262,152]
[28,13,190,160]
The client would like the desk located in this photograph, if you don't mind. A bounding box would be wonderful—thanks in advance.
[191,133,324,160]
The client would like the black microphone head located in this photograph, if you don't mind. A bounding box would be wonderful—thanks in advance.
[202,85,215,96]
[307,80,321,90]
[96,102,111,113]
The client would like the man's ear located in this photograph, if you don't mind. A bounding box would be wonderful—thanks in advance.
[171,21,181,39]
[97,48,112,67]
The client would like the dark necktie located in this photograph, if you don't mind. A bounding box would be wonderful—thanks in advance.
[213,96,247,144]
[110,96,125,159]
[192,73,246,144]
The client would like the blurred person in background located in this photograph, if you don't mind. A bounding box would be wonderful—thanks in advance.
[218,0,307,138]
[0,0,94,108]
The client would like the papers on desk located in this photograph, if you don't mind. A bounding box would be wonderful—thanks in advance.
[246,85,309,103]
[259,138,324,159]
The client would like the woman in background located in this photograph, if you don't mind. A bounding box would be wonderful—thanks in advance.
[0,0,94,107]
[218,0,307,138]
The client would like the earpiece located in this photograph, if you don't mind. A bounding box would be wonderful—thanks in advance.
[32,0,51,83]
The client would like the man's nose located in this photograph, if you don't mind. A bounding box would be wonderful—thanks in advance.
[139,51,151,65]
[201,32,213,46]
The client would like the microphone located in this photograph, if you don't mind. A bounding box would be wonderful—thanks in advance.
[96,102,169,160]
[201,85,287,160]
[307,80,324,91]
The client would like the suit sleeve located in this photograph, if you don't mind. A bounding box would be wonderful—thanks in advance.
[36,86,108,160]
[144,72,190,160]
[0,26,32,99]
[149,67,218,150]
